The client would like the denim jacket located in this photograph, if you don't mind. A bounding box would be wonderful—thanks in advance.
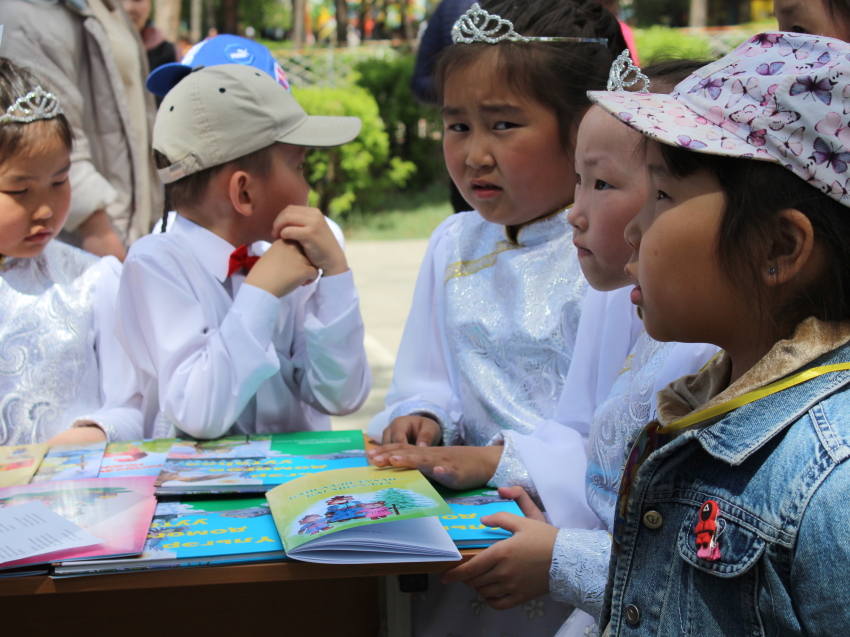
[600,339,850,636]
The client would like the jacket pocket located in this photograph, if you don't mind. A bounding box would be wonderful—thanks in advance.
[677,504,767,577]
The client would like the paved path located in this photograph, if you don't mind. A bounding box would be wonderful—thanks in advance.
[330,239,429,433]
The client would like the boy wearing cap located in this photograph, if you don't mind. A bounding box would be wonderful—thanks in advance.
[117,64,371,439]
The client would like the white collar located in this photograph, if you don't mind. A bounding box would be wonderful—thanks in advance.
[171,214,238,283]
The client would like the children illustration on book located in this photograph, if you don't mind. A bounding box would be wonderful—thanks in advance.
[298,513,333,535]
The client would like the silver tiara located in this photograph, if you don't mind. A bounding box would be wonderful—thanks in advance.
[0,86,63,125]
[607,50,650,93]
[451,3,608,45]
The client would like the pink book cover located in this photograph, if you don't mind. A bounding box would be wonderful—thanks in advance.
[0,477,157,569]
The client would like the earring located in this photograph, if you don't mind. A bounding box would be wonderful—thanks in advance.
[769,267,777,275]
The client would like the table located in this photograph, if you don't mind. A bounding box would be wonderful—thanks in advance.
[0,550,479,635]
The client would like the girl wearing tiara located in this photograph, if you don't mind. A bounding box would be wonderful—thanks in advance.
[0,58,142,445]
[583,33,850,634]
[368,0,627,633]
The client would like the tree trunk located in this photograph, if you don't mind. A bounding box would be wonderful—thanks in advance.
[293,0,306,46]
[689,0,708,27]
[190,0,202,44]
[335,0,348,45]
[154,0,181,43]
[205,0,216,36]
[223,0,238,34]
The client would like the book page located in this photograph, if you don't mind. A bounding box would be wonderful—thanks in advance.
[0,501,100,565]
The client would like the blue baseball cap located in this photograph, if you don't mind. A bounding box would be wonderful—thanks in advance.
[146,34,291,97]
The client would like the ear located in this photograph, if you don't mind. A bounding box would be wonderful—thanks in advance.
[228,170,254,218]
[763,209,815,287]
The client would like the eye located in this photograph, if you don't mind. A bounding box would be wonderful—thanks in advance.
[656,189,670,201]
[447,122,469,132]
[494,121,519,131]
[595,179,612,191]
[53,176,69,187]
[575,173,582,186]
[2,189,27,196]
[791,25,809,34]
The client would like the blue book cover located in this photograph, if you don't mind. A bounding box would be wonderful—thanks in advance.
[54,497,286,575]
[437,487,525,548]
[155,431,368,495]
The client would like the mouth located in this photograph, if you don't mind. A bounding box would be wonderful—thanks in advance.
[469,180,503,199]
[574,240,592,258]
[25,229,53,243]
[624,264,642,305]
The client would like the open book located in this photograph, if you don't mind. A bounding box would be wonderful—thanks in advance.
[154,430,368,495]
[266,466,461,564]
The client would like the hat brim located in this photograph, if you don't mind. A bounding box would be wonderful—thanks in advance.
[147,63,193,97]
[588,90,779,163]
[277,115,363,147]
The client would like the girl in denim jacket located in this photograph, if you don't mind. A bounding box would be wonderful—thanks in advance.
[588,33,850,636]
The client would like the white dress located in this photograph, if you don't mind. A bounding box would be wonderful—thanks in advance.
[549,332,719,636]
[370,210,589,637]
[0,241,143,444]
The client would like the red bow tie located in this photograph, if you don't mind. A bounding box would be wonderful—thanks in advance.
[227,245,259,277]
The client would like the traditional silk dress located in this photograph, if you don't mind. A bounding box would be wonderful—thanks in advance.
[0,241,142,444]
[368,210,589,637]
[549,332,718,637]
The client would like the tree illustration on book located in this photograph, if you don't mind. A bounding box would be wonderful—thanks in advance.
[374,488,436,512]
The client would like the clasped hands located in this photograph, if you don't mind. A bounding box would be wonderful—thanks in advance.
[369,416,559,610]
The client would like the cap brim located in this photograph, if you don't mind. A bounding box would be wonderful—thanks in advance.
[147,63,193,97]
[588,90,773,160]
[277,116,362,147]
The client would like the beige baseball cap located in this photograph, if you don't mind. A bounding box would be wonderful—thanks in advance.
[153,64,362,184]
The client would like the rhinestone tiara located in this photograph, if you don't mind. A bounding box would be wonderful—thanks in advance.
[607,50,650,93]
[0,86,63,125]
[452,3,608,45]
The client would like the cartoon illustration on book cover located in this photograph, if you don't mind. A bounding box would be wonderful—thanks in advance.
[31,441,106,482]
[99,439,175,478]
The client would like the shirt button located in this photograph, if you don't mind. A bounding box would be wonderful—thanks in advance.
[642,510,663,529]
[625,604,641,625]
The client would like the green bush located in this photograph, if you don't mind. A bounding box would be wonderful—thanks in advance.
[635,25,714,63]
[353,54,446,192]
[292,84,416,219]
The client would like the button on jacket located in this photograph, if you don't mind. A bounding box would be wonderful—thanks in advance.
[600,341,850,636]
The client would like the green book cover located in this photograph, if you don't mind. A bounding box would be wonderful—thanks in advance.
[267,466,452,553]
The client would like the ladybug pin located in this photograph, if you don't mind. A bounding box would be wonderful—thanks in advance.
[694,500,722,561]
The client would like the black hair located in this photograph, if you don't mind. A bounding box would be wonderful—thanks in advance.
[154,144,277,231]
[435,0,628,152]
[657,144,850,327]
[0,58,73,167]
[642,58,710,93]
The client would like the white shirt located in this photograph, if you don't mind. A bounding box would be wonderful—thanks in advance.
[117,215,371,439]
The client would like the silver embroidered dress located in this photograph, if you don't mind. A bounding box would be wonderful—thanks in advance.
[368,210,587,448]
[0,241,142,444]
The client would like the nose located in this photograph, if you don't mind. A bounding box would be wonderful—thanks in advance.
[567,183,587,230]
[32,204,54,221]
[465,132,494,170]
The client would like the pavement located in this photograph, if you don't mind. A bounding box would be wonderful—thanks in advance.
[329,239,430,433]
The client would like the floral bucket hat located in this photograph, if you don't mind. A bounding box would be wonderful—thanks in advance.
[588,33,850,206]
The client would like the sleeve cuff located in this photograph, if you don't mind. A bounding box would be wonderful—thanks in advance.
[313,270,357,325]
[71,417,116,443]
[549,528,612,620]
[230,283,281,349]
[487,430,541,502]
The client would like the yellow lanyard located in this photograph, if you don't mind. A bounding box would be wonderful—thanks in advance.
[659,362,850,435]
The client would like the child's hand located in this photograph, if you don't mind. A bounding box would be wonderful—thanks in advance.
[380,415,442,446]
[245,239,319,298]
[368,444,502,490]
[47,424,107,446]
[441,512,558,610]
[273,206,348,276]
[497,486,547,522]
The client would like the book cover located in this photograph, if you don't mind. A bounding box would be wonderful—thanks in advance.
[0,477,157,569]
[99,439,176,478]
[437,487,524,548]
[55,497,286,575]
[155,431,368,495]
[0,444,49,488]
[267,466,457,561]
[31,441,106,482]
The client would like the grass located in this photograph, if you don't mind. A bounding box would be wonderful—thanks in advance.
[338,183,454,241]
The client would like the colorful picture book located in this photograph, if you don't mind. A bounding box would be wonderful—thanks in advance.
[437,487,524,548]
[98,439,176,478]
[154,431,368,495]
[0,444,49,488]
[31,441,106,483]
[0,477,157,570]
[266,466,461,564]
[55,497,286,575]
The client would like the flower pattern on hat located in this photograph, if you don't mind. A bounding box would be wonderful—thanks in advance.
[589,33,850,207]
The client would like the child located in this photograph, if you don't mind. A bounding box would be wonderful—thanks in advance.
[368,0,625,504]
[440,59,718,637]
[587,33,850,634]
[775,0,850,39]
[0,58,143,446]
[117,64,371,439]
